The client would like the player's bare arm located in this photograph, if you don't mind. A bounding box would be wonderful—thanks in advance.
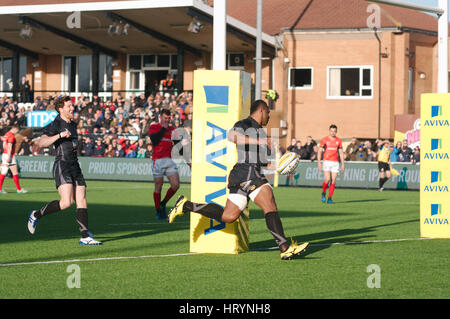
[317,147,323,170]
[227,130,271,148]
[339,148,345,172]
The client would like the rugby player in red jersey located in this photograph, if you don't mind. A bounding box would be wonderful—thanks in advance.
[149,109,180,219]
[0,125,27,194]
[317,124,345,204]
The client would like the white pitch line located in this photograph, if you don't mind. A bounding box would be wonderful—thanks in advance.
[0,252,203,268]
[251,237,435,251]
[0,237,436,268]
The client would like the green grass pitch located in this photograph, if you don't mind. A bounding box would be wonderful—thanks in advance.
[0,178,448,299]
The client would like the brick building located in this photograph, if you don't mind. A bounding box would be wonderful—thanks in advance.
[0,0,447,144]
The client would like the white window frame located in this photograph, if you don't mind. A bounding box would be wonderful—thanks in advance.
[61,55,112,98]
[126,53,178,98]
[0,56,13,96]
[288,67,314,90]
[326,65,374,100]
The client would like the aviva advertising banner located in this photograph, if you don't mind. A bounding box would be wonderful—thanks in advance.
[190,70,251,254]
[420,94,450,238]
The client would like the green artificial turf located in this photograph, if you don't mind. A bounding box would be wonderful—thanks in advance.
[0,179,448,299]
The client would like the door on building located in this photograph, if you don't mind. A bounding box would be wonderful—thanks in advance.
[145,70,168,96]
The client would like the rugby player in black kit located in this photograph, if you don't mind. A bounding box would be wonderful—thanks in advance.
[168,100,309,259]
[27,96,101,245]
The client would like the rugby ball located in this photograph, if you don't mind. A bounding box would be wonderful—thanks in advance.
[276,152,300,175]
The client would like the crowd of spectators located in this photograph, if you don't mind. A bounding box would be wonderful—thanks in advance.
[1,91,421,164]
[282,137,420,164]
[0,90,194,159]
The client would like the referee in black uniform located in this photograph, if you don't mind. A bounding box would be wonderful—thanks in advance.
[168,100,309,259]
[27,96,101,245]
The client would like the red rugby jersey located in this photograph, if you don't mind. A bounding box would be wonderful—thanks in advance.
[320,136,342,162]
[148,123,175,160]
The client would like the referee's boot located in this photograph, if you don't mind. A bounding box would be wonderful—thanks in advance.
[280,240,310,260]
[168,195,187,224]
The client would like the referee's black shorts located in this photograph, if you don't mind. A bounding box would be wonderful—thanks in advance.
[378,161,390,172]
[52,160,86,189]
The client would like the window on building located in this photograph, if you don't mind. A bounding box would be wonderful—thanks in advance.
[129,72,140,90]
[328,66,373,98]
[129,55,142,70]
[78,55,91,92]
[157,54,170,68]
[0,56,27,92]
[63,55,112,93]
[63,56,76,92]
[289,67,313,89]
[1,57,12,92]
[99,55,113,92]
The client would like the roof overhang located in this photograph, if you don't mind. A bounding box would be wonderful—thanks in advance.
[0,0,277,58]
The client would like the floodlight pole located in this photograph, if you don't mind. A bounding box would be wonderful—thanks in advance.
[213,0,227,70]
[438,0,448,93]
[255,0,262,100]
[367,0,448,93]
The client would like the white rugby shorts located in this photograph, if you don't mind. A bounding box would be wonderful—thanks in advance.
[322,160,340,173]
[1,154,16,166]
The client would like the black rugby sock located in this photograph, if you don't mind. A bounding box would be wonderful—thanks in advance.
[34,200,61,219]
[76,208,89,238]
[265,211,289,252]
[183,201,224,221]
[379,177,388,188]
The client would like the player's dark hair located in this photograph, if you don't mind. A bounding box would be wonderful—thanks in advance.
[250,100,268,114]
[329,124,338,130]
[160,108,171,117]
[55,96,71,114]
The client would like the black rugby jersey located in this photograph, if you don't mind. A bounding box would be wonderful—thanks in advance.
[42,115,78,162]
[230,116,271,173]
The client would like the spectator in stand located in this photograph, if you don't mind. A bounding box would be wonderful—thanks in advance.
[136,138,146,154]
[92,138,105,157]
[161,73,175,91]
[114,143,125,157]
[145,144,153,158]
[310,145,319,161]
[354,144,368,161]
[125,140,137,158]
[18,136,33,156]
[294,141,307,159]
[390,142,400,163]
[399,140,413,162]
[364,140,376,161]
[184,113,193,131]
[81,136,94,157]
[345,137,359,161]
[412,146,420,164]
[19,76,31,103]
[303,136,317,160]
[287,138,298,153]
[104,144,115,157]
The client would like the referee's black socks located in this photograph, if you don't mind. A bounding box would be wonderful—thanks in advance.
[183,201,224,221]
[379,177,388,188]
[76,208,89,238]
[265,212,289,252]
[34,200,61,219]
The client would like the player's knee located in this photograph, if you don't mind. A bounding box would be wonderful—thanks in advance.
[222,214,238,223]
[222,210,240,223]
[59,198,73,210]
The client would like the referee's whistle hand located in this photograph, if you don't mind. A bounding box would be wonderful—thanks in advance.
[61,130,71,138]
